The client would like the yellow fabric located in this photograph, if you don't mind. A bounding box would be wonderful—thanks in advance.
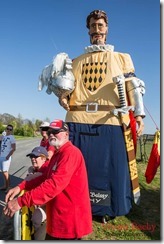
[154,130,160,155]
[19,190,35,240]
[65,50,135,125]
[123,126,140,202]
[121,113,131,127]
[21,206,35,240]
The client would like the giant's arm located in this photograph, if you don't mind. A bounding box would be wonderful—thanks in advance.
[38,52,75,108]
[126,77,146,118]
[125,76,146,136]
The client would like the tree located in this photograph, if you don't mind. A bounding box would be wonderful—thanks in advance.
[35,119,43,131]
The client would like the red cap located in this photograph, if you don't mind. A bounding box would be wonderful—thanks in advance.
[49,120,68,131]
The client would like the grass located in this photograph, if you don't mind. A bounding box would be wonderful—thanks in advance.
[83,140,160,240]
[14,135,41,140]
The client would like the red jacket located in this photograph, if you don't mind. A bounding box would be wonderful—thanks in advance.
[18,141,92,239]
[40,138,55,154]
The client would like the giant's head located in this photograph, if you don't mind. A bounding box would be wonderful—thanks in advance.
[86,10,108,45]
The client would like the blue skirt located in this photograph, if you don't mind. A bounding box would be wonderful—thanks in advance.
[67,122,132,217]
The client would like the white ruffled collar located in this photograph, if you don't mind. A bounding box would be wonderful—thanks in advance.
[85,44,114,53]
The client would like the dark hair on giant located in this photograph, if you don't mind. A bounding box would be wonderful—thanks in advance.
[86,10,108,29]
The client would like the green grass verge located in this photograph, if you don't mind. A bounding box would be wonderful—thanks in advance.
[83,140,160,240]
[14,135,41,140]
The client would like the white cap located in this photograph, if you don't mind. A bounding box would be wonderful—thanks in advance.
[39,121,50,128]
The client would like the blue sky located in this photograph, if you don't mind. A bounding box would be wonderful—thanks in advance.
[0,0,160,134]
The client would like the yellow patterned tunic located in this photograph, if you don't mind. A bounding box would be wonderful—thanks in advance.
[65,50,135,125]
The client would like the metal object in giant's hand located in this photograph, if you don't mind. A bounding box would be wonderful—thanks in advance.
[38,52,75,99]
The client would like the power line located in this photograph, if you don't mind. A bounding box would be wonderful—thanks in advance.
[144,104,159,131]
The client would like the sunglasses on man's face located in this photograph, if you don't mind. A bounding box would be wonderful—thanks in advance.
[47,129,64,136]
[7,128,12,131]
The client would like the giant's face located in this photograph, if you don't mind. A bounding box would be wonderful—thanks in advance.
[88,17,108,45]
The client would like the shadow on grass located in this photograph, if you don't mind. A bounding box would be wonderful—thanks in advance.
[126,184,160,240]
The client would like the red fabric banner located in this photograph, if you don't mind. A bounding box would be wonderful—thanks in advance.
[145,131,160,184]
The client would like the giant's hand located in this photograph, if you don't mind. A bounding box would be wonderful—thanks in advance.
[5,186,21,203]
[3,198,21,218]
[136,116,144,137]
[59,97,70,111]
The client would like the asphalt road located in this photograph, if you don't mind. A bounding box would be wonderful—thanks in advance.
[9,137,41,178]
[0,137,41,240]
[1,136,41,186]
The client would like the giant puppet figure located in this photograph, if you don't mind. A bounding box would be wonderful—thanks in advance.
[39,10,145,221]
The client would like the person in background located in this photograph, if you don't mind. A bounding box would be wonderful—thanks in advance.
[25,146,50,240]
[39,121,55,160]
[0,124,16,192]
[58,10,145,219]
[3,119,92,240]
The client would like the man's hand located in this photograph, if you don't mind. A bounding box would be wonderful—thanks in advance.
[6,155,10,160]
[5,186,21,203]
[135,116,144,137]
[59,97,70,111]
[3,198,21,218]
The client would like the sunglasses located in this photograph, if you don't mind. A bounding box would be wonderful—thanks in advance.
[29,155,40,159]
[7,128,12,131]
[41,127,49,131]
[47,129,65,136]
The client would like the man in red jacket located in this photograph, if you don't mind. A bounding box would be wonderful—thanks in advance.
[3,119,92,240]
